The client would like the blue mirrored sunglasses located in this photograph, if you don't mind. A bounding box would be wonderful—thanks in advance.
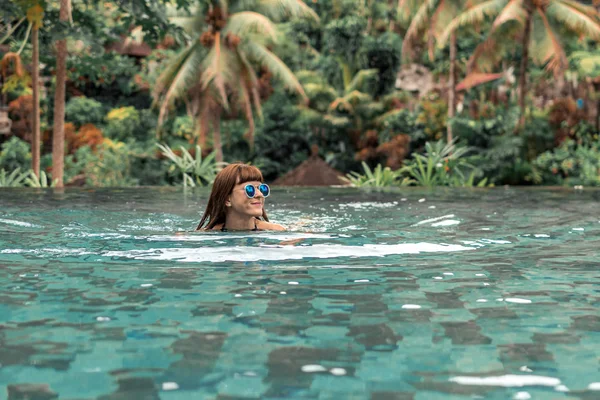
[244,183,270,198]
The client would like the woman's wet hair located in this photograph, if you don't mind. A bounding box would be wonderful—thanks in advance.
[196,163,269,230]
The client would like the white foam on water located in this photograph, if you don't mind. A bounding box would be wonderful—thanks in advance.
[67,232,134,239]
[519,366,533,372]
[140,284,153,287]
[288,281,299,285]
[1,248,94,256]
[330,368,347,376]
[413,214,456,226]
[433,276,443,280]
[339,202,398,209]
[479,239,512,244]
[354,279,370,283]
[449,374,560,387]
[443,272,454,276]
[534,234,550,238]
[402,304,421,309]
[554,385,569,392]
[505,298,532,304]
[162,382,179,391]
[0,218,41,228]
[588,382,600,390]
[432,220,460,227]
[301,365,327,373]
[513,392,531,400]
[476,299,488,303]
[572,228,584,231]
[103,242,476,263]
[148,233,335,242]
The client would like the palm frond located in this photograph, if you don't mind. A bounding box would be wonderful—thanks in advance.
[490,0,525,33]
[438,0,506,47]
[200,32,233,108]
[248,0,319,23]
[154,41,203,125]
[402,0,438,60]
[303,83,337,99]
[532,8,567,75]
[339,90,372,105]
[548,1,600,40]
[225,11,278,42]
[153,42,200,101]
[236,48,264,120]
[242,41,307,100]
[397,0,422,23]
[239,80,256,149]
[295,69,325,85]
[346,69,378,93]
[556,0,600,19]
[0,17,26,45]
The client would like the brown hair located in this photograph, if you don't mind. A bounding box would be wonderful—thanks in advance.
[196,163,269,230]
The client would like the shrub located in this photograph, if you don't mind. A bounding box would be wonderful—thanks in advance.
[532,140,600,186]
[65,97,104,127]
[65,139,138,187]
[103,106,141,142]
[0,136,31,171]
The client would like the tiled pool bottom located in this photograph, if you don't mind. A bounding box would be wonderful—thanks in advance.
[0,187,598,399]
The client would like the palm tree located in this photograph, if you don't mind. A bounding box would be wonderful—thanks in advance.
[52,0,70,187]
[400,0,465,143]
[439,0,600,130]
[298,68,381,137]
[28,4,42,178]
[154,0,317,161]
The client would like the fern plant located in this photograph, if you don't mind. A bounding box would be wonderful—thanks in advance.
[157,143,224,188]
[25,170,56,188]
[0,168,29,187]
[344,161,413,188]
[401,140,487,187]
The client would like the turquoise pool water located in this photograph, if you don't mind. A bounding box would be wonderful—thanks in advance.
[0,187,599,399]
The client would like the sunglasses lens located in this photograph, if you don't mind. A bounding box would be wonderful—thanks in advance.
[259,184,270,197]
[245,185,256,198]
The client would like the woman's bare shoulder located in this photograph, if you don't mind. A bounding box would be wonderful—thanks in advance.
[258,220,286,231]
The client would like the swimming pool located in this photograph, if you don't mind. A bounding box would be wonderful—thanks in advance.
[0,187,598,399]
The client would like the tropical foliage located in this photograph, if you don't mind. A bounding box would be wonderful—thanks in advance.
[1,0,600,188]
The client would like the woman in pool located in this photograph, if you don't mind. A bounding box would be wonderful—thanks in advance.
[196,163,286,231]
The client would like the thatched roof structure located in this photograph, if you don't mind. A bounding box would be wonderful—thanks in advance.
[273,148,349,186]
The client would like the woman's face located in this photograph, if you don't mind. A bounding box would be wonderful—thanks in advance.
[227,180,265,217]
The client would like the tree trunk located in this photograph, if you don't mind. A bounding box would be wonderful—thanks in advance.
[517,9,533,132]
[212,111,223,163]
[31,25,40,177]
[52,0,69,187]
[198,104,209,148]
[447,31,457,144]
